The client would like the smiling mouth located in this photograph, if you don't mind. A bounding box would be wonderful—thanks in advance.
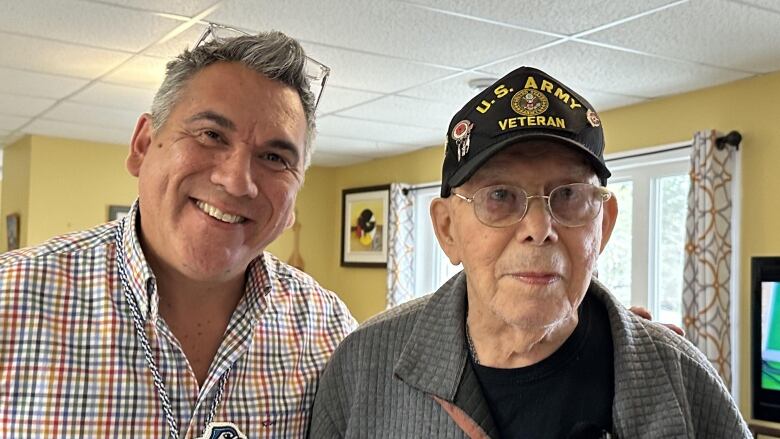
[195,200,246,224]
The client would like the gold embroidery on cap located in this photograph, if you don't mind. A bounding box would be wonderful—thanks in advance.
[510,89,549,117]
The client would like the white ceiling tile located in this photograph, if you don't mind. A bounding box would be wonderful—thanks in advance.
[26,119,132,146]
[579,90,647,111]
[144,23,208,58]
[0,0,182,52]
[43,102,140,130]
[300,43,454,93]
[0,33,130,79]
[0,67,89,99]
[210,0,555,68]
[401,72,490,105]
[91,0,219,17]
[0,114,31,131]
[737,0,780,12]
[403,0,681,35]
[0,94,56,117]
[336,95,456,130]
[317,86,384,115]
[70,82,156,112]
[102,55,168,89]
[585,0,780,73]
[483,41,749,99]
[313,135,383,156]
[310,151,372,167]
[317,116,441,146]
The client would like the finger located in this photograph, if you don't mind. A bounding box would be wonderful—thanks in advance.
[663,323,685,337]
[628,306,652,320]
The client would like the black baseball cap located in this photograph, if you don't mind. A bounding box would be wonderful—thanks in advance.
[440,66,610,197]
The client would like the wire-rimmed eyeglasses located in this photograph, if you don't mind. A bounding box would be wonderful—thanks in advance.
[195,23,330,111]
[452,183,612,228]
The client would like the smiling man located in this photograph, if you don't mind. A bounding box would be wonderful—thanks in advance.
[309,66,749,438]
[0,30,355,438]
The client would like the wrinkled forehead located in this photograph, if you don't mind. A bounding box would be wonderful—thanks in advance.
[473,140,595,178]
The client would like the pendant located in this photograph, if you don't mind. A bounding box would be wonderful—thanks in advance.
[195,422,247,439]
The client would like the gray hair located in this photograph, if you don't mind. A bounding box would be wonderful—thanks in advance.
[150,30,317,168]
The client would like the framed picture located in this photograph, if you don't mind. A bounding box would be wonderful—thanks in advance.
[6,213,20,251]
[108,205,131,221]
[341,185,390,267]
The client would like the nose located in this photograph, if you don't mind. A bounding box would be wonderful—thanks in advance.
[210,148,259,198]
[517,196,557,244]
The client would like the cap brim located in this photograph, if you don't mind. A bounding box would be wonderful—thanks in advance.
[446,132,612,195]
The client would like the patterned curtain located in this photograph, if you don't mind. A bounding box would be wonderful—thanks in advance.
[387,183,415,308]
[682,130,737,389]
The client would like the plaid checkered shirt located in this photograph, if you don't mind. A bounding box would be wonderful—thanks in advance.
[0,202,357,438]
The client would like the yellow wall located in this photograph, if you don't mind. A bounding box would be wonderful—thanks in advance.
[1,136,32,252]
[26,136,136,245]
[265,166,339,291]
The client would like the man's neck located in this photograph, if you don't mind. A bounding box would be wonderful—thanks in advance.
[466,303,579,369]
[152,261,247,387]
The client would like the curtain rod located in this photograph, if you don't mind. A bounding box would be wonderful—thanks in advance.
[402,183,440,195]
[607,130,741,163]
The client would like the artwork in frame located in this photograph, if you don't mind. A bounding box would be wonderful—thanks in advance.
[6,213,20,251]
[108,205,132,221]
[341,185,390,267]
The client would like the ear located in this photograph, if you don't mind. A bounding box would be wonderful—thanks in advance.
[598,194,618,253]
[285,208,296,230]
[127,113,154,177]
[430,197,462,265]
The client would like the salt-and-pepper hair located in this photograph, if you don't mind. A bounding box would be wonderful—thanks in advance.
[150,30,317,168]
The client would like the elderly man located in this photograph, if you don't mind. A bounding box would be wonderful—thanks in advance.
[309,66,750,438]
[0,28,355,438]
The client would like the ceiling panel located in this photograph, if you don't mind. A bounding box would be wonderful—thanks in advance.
[88,0,220,17]
[317,86,384,115]
[313,136,382,156]
[27,119,132,145]
[317,116,441,146]
[336,95,457,130]
[210,0,555,68]
[44,102,140,130]
[144,23,209,58]
[102,55,168,89]
[402,0,680,35]
[483,41,749,99]
[0,67,89,100]
[0,33,131,79]
[69,82,156,112]
[0,0,182,52]
[0,94,57,117]
[586,0,780,73]
[0,114,31,131]
[300,43,455,93]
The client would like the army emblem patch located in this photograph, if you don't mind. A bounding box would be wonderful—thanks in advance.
[451,120,474,162]
[511,88,549,116]
[586,109,601,127]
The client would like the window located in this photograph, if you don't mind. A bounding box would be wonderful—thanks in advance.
[413,185,461,298]
[597,146,691,327]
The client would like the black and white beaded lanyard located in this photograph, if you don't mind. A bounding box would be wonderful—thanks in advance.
[115,225,246,439]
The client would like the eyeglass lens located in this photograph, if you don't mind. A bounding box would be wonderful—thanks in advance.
[473,183,605,227]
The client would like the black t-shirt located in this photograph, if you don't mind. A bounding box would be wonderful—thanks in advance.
[471,294,614,439]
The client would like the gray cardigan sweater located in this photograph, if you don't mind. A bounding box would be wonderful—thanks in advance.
[310,273,750,438]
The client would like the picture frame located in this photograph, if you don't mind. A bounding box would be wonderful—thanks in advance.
[108,205,131,221]
[341,185,390,267]
[6,213,20,251]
